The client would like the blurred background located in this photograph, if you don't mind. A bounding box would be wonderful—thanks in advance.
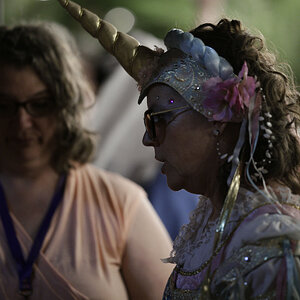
[1,0,299,239]
[1,0,299,83]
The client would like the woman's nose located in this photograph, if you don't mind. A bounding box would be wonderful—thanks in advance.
[16,107,33,129]
[142,131,158,147]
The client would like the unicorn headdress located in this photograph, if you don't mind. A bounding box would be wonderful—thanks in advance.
[57,0,269,249]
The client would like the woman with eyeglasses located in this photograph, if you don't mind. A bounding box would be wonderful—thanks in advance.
[0,22,173,300]
[57,0,300,298]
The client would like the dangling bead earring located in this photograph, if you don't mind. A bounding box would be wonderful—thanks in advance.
[250,89,274,182]
[213,129,228,160]
[216,141,228,159]
[213,129,220,137]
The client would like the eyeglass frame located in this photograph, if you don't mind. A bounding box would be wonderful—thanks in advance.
[144,105,190,140]
[0,98,56,118]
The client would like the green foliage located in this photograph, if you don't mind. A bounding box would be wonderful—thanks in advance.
[225,0,300,84]
[4,0,195,38]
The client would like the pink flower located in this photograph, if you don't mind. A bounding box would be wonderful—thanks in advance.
[202,62,256,122]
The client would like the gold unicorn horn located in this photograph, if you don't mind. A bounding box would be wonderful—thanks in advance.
[57,0,158,82]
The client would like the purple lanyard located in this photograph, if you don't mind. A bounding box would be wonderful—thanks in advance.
[0,174,66,299]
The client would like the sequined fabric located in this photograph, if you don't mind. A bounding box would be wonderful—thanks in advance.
[138,50,215,117]
[163,186,300,299]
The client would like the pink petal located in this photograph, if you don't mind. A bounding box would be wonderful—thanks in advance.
[213,105,233,122]
[202,77,223,90]
[238,61,249,79]
[226,86,239,107]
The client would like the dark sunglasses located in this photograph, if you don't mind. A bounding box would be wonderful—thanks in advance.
[144,105,190,140]
[0,98,55,118]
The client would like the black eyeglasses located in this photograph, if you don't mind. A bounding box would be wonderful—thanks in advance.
[0,98,55,118]
[144,105,190,140]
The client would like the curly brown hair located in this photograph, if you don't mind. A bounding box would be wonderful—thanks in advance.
[0,22,95,173]
[190,19,300,194]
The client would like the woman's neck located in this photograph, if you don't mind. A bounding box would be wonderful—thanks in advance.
[0,166,61,239]
[0,165,59,205]
[206,179,226,220]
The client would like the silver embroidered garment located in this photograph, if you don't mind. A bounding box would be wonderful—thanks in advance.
[163,186,300,299]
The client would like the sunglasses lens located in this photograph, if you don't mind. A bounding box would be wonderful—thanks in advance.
[144,111,155,140]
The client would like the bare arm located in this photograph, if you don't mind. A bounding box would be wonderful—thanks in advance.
[121,198,174,300]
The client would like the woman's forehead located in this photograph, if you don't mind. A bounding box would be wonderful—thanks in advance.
[146,84,187,107]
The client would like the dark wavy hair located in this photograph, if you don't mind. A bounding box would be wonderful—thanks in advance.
[191,19,300,194]
[0,22,95,173]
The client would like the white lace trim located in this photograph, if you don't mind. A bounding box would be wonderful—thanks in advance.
[165,195,216,265]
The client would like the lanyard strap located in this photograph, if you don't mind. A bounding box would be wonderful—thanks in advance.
[0,174,67,298]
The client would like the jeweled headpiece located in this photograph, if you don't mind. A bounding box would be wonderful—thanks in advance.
[57,0,256,123]
[138,29,256,123]
[138,49,216,116]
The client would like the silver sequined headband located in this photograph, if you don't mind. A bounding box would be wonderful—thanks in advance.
[138,29,239,120]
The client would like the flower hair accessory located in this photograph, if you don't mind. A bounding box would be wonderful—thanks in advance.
[202,62,257,122]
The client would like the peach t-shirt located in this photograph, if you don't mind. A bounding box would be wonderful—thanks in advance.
[0,164,152,299]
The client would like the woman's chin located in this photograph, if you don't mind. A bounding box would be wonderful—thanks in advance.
[165,173,184,191]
